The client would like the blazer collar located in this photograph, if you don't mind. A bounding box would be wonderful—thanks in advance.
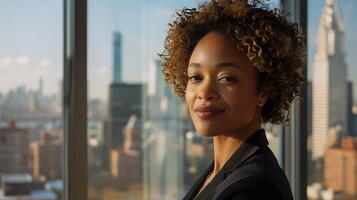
[219,128,269,175]
[182,128,269,200]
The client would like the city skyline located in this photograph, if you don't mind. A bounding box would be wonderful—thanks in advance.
[1,1,357,199]
[0,0,356,103]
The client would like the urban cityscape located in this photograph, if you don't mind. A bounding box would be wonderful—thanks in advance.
[0,0,357,200]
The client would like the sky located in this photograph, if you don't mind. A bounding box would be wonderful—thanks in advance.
[0,0,356,102]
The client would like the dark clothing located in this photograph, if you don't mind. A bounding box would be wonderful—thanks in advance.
[182,129,294,200]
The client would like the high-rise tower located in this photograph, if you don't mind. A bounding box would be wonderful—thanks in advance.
[113,32,122,83]
[312,0,348,160]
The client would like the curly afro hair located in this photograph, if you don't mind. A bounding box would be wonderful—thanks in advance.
[159,0,305,125]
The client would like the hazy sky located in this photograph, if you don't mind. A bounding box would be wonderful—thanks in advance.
[0,0,356,102]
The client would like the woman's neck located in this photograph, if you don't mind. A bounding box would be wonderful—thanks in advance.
[211,123,261,175]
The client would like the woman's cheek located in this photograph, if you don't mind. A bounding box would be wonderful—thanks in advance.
[185,89,195,111]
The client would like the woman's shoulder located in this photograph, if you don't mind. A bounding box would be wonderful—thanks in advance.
[249,145,285,175]
[212,147,293,200]
[233,145,284,180]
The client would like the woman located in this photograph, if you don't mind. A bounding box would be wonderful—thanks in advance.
[159,0,305,199]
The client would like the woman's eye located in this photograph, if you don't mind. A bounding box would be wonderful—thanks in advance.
[188,75,202,82]
[219,76,237,83]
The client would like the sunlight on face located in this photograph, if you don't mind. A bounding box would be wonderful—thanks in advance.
[185,31,262,137]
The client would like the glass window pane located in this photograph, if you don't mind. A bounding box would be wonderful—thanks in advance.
[87,1,281,200]
[262,0,282,166]
[308,0,357,199]
[0,1,63,200]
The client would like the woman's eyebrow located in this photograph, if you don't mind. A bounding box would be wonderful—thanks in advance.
[188,62,242,69]
[216,62,242,69]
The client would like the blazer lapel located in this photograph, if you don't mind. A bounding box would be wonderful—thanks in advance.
[182,162,214,200]
[182,129,269,200]
[222,128,268,176]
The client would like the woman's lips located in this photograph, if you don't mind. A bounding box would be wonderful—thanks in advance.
[195,107,224,119]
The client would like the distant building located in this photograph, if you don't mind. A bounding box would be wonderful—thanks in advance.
[0,119,30,176]
[32,131,62,180]
[103,33,145,195]
[110,115,142,190]
[0,86,59,121]
[0,174,57,200]
[106,31,144,149]
[324,136,357,198]
[312,0,349,160]
[106,83,143,149]
[113,32,122,83]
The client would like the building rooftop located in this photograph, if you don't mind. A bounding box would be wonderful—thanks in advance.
[0,189,56,200]
[1,174,32,184]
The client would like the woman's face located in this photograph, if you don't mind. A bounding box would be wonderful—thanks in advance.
[185,31,265,137]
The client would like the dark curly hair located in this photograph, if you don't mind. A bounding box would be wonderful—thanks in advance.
[159,0,305,125]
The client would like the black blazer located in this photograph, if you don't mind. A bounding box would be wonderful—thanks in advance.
[182,129,294,200]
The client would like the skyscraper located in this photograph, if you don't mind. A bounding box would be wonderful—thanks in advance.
[105,31,143,149]
[312,0,348,160]
[113,32,122,83]
[107,83,143,149]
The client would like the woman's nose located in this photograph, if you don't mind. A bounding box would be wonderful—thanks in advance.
[197,80,219,100]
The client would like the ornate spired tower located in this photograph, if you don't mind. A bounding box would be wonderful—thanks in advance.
[312,0,348,160]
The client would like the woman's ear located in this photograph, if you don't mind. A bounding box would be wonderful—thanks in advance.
[257,89,270,106]
[255,71,270,107]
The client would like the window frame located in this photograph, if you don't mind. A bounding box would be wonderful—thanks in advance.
[280,0,308,200]
[63,0,88,199]
[62,0,308,199]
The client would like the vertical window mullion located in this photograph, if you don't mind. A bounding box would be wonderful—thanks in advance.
[63,0,87,200]
[280,0,308,200]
